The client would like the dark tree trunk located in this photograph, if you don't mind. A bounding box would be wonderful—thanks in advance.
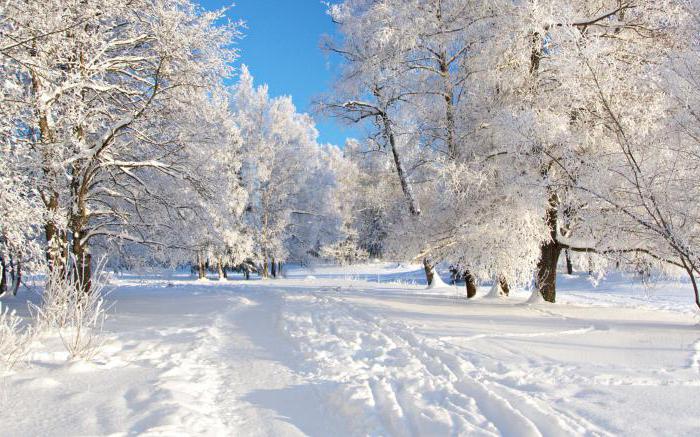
[465,271,477,299]
[72,238,92,294]
[277,261,283,278]
[537,241,561,303]
[537,192,561,303]
[384,114,421,216]
[244,270,250,280]
[44,194,65,274]
[565,249,573,274]
[0,257,7,294]
[530,32,543,76]
[499,276,510,296]
[690,269,700,311]
[11,261,21,296]
[33,69,66,276]
[423,258,435,286]
[271,257,277,278]
[197,254,206,280]
[679,259,700,311]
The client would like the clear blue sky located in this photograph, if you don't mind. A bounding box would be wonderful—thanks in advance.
[198,0,356,146]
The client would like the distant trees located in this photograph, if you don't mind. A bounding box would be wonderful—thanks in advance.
[231,67,347,278]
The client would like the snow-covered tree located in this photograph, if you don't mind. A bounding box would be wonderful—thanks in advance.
[232,67,345,277]
[479,0,690,301]
[326,0,697,307]
[1,0,241,289]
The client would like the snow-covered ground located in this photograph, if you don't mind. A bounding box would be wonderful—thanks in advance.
[1,263,699,436]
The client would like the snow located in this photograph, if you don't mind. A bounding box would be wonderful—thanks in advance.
[1,263,699,436]
[526,287,546,304]
[485,281,506,299]
[426,268,452,292]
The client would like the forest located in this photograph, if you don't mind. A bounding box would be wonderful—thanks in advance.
[2,1,700,436]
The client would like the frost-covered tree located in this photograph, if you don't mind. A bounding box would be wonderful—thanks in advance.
[480,0,691,301]
[232,67,345,277]
[0,148,43,295]
[553,3,700,309]
[324,0,537,290]
[326,0,697,307]
[1,0,240,289]
[163,93,253,281]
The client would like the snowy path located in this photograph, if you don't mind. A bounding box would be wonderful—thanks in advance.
[2,265,700,436]
[278,286,700,436]
[210,289,346,435]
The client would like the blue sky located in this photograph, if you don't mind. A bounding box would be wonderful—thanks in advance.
[198,0,356,146]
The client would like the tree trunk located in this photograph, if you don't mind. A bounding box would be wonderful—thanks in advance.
[277,261,283,278]
[465,270,477,299]
[423,258,435,286]
[499,276,510,297]
[0,257,7,295]
[197,253,206,280]
[679,259,700,311]
[262,258,269,278]
[537,241,561,303]
[44,194,66,273]
[32,69,66,275]
[217,257,225,280]
[11,261,21,296]
[690,269,700,311]
[271,257,277,278]
[537,192,561,303]
[437,49,457,159]
[530,32,543,76]
[72,239,92,294]
[383,114,421,216]
[565,249,573,274]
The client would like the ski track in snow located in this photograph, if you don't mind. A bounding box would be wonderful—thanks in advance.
[280,292,614,437]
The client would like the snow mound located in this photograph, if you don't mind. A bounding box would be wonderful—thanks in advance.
[426,273,450,289]
[423,274,458,296]
[525,289,546,304]
[485,281,506,299]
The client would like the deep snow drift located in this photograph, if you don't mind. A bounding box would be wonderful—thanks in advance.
[1,263,699,436]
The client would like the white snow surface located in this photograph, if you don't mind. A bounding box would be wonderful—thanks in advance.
[1,263,699,436]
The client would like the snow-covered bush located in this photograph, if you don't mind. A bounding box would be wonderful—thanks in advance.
[30,265,111,360]
[0,303,33,371]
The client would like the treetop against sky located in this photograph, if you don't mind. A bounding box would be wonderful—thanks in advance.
[199,0,358,147]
